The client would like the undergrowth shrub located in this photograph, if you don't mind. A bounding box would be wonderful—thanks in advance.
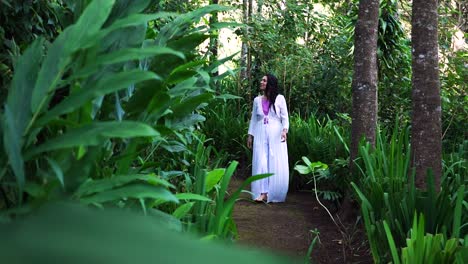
[351,123,468,263]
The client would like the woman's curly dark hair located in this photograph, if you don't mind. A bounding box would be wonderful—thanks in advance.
[265,74,279,113]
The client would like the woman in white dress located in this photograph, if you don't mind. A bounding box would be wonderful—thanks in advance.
[247,74,289,203]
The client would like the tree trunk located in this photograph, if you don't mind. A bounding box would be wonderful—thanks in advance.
[340,0,380,222]
[209,0,219,78]
[411,0,442,190]
[247,0,253,88]
[350,0,380,167]
[458,0,468,32]
[240,0,249,82]
[257,0,263,13]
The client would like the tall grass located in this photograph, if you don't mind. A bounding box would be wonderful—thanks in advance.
[442,140,468,197]
[201,100,250,162]
[351,123,468,263]
[384,214,466,264]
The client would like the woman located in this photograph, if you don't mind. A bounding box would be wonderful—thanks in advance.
[247,74,289,203]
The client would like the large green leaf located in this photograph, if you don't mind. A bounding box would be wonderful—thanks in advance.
[383,220,401,264]
[74,174,174,198]
[205,169,225,192]
[0,203,295,263]
[1,0,11,8]
[45,157,65,188]
[168,114,206,130]
[31,0,116,115]
[2,106,25,196]
[168,77,198,97]
[103,0,151,26]
[25,121,159,158]
[7,38,44,134]
[99,47,185,65]
[175,193,212,202]
[172,202,195,219]
[166,60,206,85]
[124,79,165,115]
[155,5,231,46]
[350,182,374,215]
[37,70,159,125]
[148,33,211,83]
[171,93,214,118]
[80,184,177,204]
[160,140,187,153]
[146,92,172,121]
[65,0,116,52]
[102,12,175,36]
[166,33,210,55]
[81,12,176,52]
[74,47,184,80]
[294,165,310,175]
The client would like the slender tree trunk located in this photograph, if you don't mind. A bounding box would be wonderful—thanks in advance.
[257,0,263,13]
[304,5,310,45]
[411,0,442,190]
[209,0,219,78]
[240,0,249,82]
[247,0,253,89]
[350,0,380,167]
[458,0,468,32]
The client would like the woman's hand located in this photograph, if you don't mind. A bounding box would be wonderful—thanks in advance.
[281,129,287,142]
[247,134,253,149]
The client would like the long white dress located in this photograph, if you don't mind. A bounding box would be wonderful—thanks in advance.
[248,95,289,202]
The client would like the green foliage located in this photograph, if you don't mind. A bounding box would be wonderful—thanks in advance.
[438,3,468,149]
[147,0,203,13]
[376,1,412,128]
[188,161,271,239]
[287,113,349,193]
[201,97,249,161]
[442,141,468,197]
[384,214,468,264]
[354,121,411,194]
[294,157,342,201]
[2,0,165,206]
[0,203,297,264]
[0,0,72,100]
[245,3,354,118]
[0,0,247,245]
[351,124,468,263]
[238,0,414,123]
[440,50,468,149]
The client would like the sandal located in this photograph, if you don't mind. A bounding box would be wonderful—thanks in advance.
[254,194,267,202]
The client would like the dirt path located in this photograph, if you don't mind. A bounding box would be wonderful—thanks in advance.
[230,174,372,264]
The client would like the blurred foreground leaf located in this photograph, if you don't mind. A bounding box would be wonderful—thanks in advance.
[0,203,298,264]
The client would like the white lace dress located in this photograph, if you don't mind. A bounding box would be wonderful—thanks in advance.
[248,95,289,202]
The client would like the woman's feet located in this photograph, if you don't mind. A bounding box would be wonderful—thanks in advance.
[254,193,268,202]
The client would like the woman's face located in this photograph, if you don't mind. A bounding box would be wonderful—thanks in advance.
[260,76,267,91]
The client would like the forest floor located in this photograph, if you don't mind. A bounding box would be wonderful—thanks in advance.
[229,162,373,264]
